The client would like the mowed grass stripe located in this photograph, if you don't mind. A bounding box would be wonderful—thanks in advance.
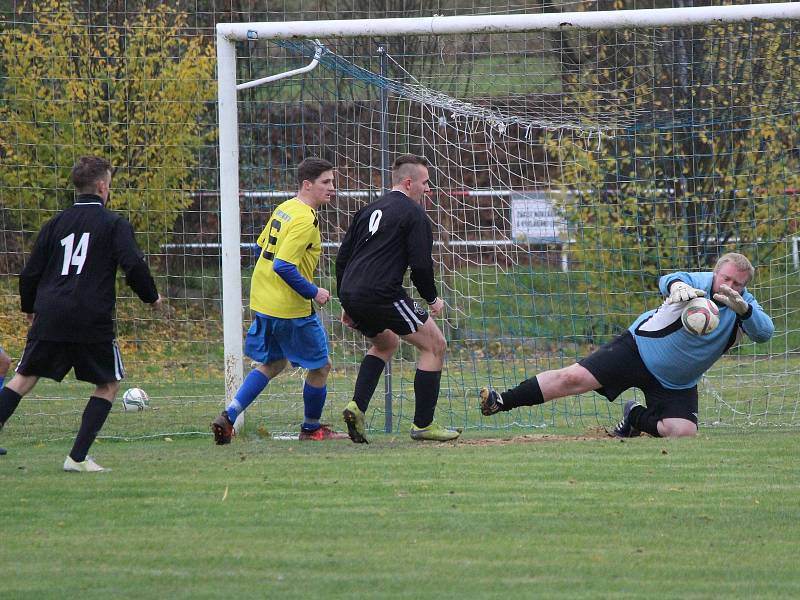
[1,430,798,599]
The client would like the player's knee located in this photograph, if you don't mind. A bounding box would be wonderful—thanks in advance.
[659,419,697,438]
[316,360,332,378]
[261,359,288,379]
[432,333,447,359]
[0,351,10,374]
[555,366,592,395]
[373,332,400,355]
[98,381,120,399]
[307,359,332,383]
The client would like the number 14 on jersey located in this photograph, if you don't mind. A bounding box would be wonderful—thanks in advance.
[60,232,90,275]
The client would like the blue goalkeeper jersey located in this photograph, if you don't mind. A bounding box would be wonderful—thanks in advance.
[628,271,774,389]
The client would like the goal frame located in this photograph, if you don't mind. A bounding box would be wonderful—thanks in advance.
[215,2,800,426]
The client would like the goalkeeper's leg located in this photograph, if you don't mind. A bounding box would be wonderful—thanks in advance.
[623,383,698,438]
[621,407,696,438]
[481,363,601,415]
[627,387,698,438]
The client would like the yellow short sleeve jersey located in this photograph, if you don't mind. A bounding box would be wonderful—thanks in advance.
[250,198,321,318]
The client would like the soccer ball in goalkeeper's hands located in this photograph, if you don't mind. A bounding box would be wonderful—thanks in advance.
[681,297,720,336]
[121,388,150,411]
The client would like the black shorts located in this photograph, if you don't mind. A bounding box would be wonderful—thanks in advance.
[16,339,125,385]
[579,331,698,424]
[340,294,429,338]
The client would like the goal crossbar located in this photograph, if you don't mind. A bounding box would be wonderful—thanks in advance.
[218,2,800,41]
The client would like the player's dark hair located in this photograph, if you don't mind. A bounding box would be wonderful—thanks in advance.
[71,156,112,194]
[391,154,430,185]
[297,158,334,186]
[392,154,429,170]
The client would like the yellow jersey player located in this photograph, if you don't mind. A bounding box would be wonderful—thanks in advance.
[211,158,346,443]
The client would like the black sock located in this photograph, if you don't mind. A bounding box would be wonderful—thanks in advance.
[0,387,23,426]
[499,376,545,410]
[628,405,661,437]
[69,396,113,462]
[353,355,385,412]
[413,369,442,428]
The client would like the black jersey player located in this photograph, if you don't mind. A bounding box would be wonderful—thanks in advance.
[0,156,161,470]
[336,154,460,443]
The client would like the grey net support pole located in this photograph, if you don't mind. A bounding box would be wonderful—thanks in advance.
[378,43,393,433]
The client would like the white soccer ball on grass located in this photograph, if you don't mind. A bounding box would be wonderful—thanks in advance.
[121,387,150,412]
[681,297,720,336]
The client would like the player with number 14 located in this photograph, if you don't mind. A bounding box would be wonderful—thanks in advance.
[0,156,161,470]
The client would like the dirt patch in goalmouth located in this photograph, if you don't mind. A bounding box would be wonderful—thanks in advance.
[461,426,614,446]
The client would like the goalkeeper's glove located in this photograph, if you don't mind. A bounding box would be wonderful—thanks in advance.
[713,284,749,316]
[666,281,706,304]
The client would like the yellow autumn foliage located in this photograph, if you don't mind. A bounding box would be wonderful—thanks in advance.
[0,0,216,251]
[546,15,800,334]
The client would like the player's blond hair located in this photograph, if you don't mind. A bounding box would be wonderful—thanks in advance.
[714,252,754,282]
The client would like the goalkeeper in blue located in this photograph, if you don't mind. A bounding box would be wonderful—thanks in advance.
[479,253,774,438]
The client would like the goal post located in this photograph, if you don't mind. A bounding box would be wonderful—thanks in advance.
[217,3,800,434]
[216,32,245,430]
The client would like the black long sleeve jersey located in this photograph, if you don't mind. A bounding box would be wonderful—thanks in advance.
[19,194,159,343]
[336,190,438,303]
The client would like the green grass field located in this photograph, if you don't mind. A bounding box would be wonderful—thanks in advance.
[1,261,798,597]
[1,430,798,599]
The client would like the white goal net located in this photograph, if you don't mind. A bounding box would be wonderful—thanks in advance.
[218,5,800,435]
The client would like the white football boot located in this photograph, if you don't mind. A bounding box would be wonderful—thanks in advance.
[63,455,107,472]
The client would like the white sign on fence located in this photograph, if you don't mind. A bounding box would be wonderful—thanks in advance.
[510,191,565,243]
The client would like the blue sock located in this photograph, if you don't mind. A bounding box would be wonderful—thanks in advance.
[226,370,269,422]
[301,382,327,431]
